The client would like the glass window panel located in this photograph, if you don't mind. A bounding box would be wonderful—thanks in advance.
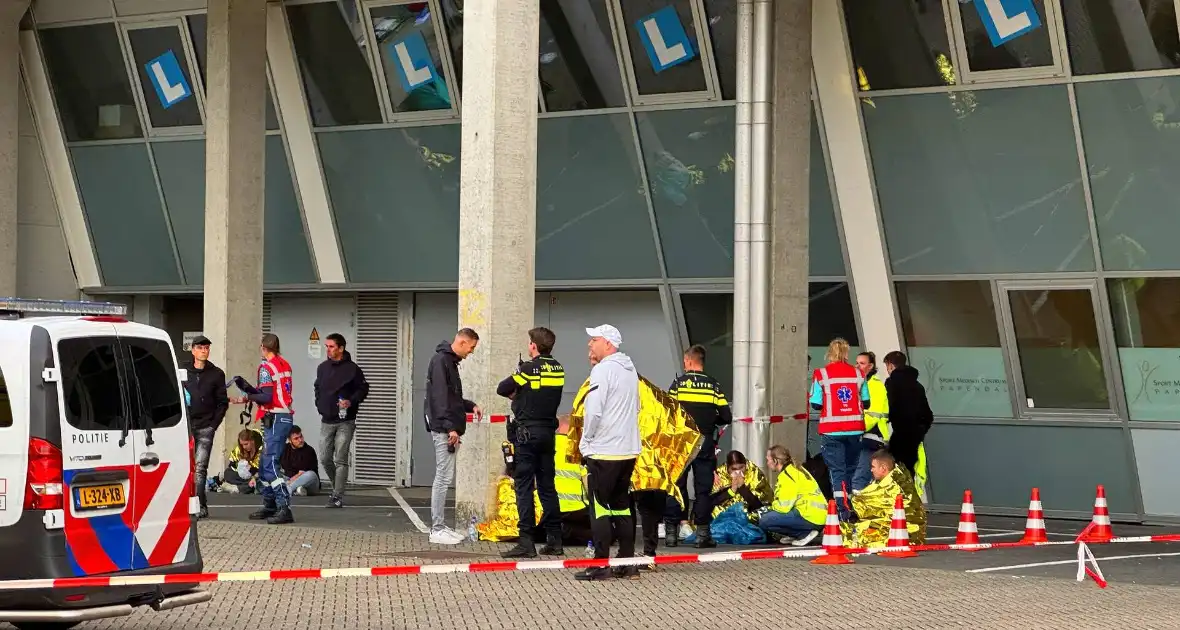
[1076,77,1180,271]
[1108,278,1180,421]
[843,0,957,92]
[537,114,661,279]
[702,0,737,100]
[150,137,317,286]
[618,0,708,96]
[808,282,859,347]
[71,143,180,285]
[897,281,1011,418]
[286,0,384,127]
[39,24,142,141]
[1008,288,1110,411]
[863,86,1093,275]
[318,125,461,283]
[126,26,203,128]
[1061,0,1180,76]
[438,0,465,86]
[369,3,453,114]
[538,0,628,111]
[958,0,1054,72]
[640,106,843,278]
[187,14,280,130]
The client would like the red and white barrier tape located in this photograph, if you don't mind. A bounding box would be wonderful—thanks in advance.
[465,414,509,423]
[734,414,808,425]
[5,533,1178,591]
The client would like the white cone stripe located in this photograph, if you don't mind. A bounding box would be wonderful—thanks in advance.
[958,522,978,533]
[1030,501,1043,510]
[960,504,975,515]
[1095,498,1108,508]
[1026,519,1046,530]
[321,568,375,578]
[1094,515,1111,526]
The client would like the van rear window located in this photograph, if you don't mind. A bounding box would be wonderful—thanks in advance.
[58,336,182,432]
[0,365,12,428]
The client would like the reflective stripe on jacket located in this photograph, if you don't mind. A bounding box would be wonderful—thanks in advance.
[771,464,828,525]
[815,362,865,435]
[553,433,586,513]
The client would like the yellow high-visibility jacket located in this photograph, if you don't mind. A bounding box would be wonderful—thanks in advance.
[771,464,828,525]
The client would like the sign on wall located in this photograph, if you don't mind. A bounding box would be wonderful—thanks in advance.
[1119,348,1180,421]
[974,0,1041,47]
[908,347,1012,418]
[144,50,193,109]
[389,32,438,92]
[181,331,204,352]
[635,5,696,73]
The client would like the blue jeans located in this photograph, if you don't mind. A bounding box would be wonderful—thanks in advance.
[260,413,294,510]
[760,509,821,540]
[191,426,216,509]
[286,471,321,495]
[821,434,869,517]
[854,437,877,492]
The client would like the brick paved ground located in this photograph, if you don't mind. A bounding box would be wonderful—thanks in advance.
[12,520,1179,630]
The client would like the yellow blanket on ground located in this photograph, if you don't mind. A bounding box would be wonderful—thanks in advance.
[841,465,927,548]
[476,477,542,542]
[565,375,701,508]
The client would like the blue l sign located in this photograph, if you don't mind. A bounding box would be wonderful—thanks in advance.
[974,0,1041,47]
[389,32,437,92]
[635,6,696,73]
[145,50,192,109]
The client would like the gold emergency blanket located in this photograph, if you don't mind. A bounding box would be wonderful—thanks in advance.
[476,476,542,542]
[841,465,927,548]
[710,463,773,523]
[566,376,702,508]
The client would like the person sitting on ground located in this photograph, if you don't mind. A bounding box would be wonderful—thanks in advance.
[221,428,264,494]
[281,425,321,497]
[758,445,828,546]
[708,450,773,523]
[843,449,926,548]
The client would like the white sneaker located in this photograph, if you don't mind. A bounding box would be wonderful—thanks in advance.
[430,528,464,545]
[678,522,693,539]
[792,530,820,547]
[294,487,307,497]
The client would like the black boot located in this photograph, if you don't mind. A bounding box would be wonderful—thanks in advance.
[695,526,716,549]
[538,534,564,556]
[501,538,538,559]
[574,567,612,581]
[249,506,276,520]
[266,507,294,525]
[664,522,679,548]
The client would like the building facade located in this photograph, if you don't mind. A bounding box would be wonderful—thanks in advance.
[4,0,1179,522]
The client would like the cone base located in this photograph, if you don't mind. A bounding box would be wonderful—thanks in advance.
[811,553,854,565]
[879,549,919,558]
[1080,531,1114,543]
[1020,534,1048,544]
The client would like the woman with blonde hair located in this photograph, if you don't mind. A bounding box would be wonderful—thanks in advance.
[808,337,870,521]
[759,445,827,545]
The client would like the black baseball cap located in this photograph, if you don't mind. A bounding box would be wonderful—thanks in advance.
[191,335,212,347]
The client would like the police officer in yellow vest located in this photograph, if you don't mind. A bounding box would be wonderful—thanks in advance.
[856,352,929,499]
[497,327,566,558]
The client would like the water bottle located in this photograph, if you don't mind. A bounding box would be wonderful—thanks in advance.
[467,516,478,542]
[584,542,594,558]
[337,397,347,420]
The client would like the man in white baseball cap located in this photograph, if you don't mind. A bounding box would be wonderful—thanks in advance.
[576,324,642,580]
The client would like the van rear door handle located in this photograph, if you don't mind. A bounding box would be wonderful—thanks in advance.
[139,454,160,467]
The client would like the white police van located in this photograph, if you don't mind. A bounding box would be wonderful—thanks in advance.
[0,299,209,629]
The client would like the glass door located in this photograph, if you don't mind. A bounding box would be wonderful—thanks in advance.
[997,281,1116,416]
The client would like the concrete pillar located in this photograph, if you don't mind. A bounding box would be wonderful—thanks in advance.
[201,0,268,467]
[767,0,812,460]
[0,1,28,297]
[454,0,540,524]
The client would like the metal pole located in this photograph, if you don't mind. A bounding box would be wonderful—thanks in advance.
[748,0,774,464]
[732,0,754,460]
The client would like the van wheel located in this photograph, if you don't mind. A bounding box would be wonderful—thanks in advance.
[13,623,80,630]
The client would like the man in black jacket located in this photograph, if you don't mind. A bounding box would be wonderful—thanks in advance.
[882,351,934,477]
[424,328,482,545]
[314,333,370,509]
[182,336,228,519]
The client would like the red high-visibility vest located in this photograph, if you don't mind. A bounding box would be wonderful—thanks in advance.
[255,354,294,421]
[814,361,865,435]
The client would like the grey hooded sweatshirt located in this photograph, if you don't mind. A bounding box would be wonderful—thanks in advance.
[579,352,642,459]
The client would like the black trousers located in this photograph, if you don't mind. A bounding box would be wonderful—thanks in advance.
[585,457,637,560]
[513,427,560,542]
[664,454,717,527]
[633,491,666,556]
[888,429,926,478]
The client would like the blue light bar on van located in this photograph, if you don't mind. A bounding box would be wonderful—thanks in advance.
[0,298,128,316]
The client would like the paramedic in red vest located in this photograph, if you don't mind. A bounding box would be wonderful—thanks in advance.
[810,338,870,521]
[230,333,297,525]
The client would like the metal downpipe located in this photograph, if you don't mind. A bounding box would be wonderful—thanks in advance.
[747,0,774,463]
[732,0,754,461]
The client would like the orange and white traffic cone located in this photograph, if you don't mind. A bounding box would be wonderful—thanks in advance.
[1020,488,1048,544]
[879,494,919,558]
[1080,485,1114,543]
[810,499,853,565]
[955,490,981,551]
